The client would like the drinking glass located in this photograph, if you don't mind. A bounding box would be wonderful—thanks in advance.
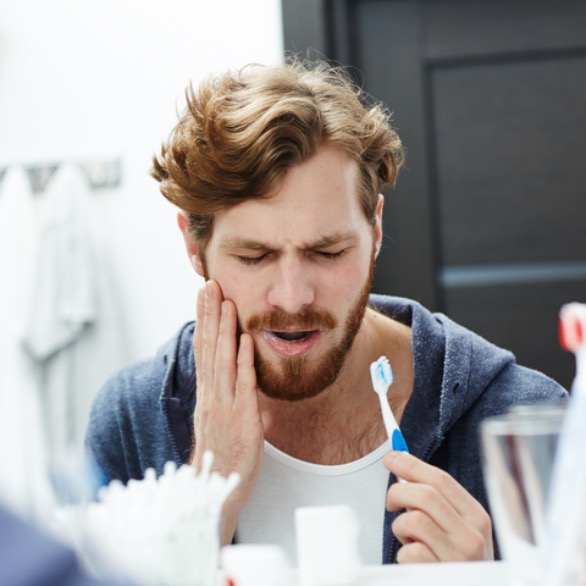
[480,403,565,586]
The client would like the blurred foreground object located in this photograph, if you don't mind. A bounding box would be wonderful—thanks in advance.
[295,505,362,586]
[543,303,586,586]
[0,502,127,586]
[221,544,293,586]
[54,452,239,586]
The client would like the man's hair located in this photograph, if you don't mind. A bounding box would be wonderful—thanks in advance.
[151,57,404,252]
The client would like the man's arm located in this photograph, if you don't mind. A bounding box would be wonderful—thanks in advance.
[190,279,265,545]
[384,451,494,563]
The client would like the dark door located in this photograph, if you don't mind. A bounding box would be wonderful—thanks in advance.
[282,0,586,389]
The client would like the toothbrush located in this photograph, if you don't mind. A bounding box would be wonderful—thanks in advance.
[370,356,409,453]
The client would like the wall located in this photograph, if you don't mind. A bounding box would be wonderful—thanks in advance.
[0,0,283,362]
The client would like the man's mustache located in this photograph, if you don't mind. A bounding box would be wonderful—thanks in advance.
[246,308,338,331]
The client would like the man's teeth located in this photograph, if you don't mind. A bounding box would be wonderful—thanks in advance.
[272,330,312,342]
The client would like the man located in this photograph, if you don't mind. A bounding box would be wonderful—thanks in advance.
[86,59,566,565]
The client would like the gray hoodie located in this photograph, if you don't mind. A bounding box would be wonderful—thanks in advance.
[86,295,567,563]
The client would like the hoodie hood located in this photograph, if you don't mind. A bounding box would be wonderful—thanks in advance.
[369,295,514,461]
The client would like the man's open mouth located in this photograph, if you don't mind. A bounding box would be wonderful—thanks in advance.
[267,330,317,342]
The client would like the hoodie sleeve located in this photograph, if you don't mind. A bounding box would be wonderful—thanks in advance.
[85,358,179,485]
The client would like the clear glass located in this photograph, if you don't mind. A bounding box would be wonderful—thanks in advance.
[481,402,566,586]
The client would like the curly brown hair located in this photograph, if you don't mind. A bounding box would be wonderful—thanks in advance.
[151,57,404,253]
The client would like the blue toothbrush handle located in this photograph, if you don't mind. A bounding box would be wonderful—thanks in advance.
[392,429,409,453]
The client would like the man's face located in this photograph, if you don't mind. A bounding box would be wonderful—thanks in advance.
[197,145,382,401]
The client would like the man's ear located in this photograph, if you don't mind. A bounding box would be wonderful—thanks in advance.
[177,211,206,277]
[374,193,384,258]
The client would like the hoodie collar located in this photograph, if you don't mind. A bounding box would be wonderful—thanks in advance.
[159,321,196,463]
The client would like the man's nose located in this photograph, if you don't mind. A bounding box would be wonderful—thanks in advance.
[267,257,315,314]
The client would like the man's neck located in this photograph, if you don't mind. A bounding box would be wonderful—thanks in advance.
[258,308,414,465]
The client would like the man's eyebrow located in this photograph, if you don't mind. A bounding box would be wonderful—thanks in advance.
[220,232,359,251]
[220,239,272,251]
[308,232,359,249]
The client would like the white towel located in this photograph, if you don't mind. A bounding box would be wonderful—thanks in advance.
[0,167,54,522]
[22,164,131,465]
[23,165,96,360]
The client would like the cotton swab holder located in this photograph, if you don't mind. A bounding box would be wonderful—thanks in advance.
[53,452,239,586]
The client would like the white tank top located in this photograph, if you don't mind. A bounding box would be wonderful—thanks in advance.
[237,440,390,566]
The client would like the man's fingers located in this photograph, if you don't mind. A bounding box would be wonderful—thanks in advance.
[395,541,439,564]
[235,333,258,398]
[194,286,205,388]
[385,451,493,562]
[213,300,238,398]
[201,280,223,393]
[393,508,446,547]
[392,507,472,562]
[384,451,481,521]
[387,481,459,533]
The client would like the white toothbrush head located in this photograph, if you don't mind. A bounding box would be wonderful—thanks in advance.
[370,356,394,395]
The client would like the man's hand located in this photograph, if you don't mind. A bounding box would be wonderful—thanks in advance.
[191,280,264,545]
[384,451,494,563]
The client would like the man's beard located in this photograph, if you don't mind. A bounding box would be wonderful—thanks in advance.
[245,252,376,402]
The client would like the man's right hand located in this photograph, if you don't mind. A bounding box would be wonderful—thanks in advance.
[191,279,264,545]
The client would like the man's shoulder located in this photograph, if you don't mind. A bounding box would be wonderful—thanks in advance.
[93,320,195,408]
[92,355,165,412]
[86,353,168,452]
[85,321,195,482]
[369,293,567,405]
[489,360,567,404]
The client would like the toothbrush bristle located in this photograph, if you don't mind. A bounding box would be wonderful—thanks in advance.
[370,356,393,391]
